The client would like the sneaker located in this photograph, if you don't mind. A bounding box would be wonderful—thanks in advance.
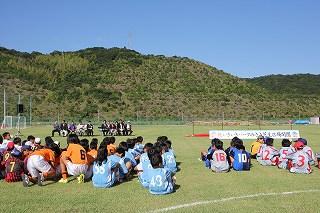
[22,174,30,187]
[77,174,84,184]
[37,173,44,186]
[58,178,68,183]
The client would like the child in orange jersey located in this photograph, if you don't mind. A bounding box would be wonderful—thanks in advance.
[23,143,61,187]
[59,134,87,183]
[107,137,117,156]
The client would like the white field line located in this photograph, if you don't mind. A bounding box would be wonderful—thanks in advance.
[148,189,320,213]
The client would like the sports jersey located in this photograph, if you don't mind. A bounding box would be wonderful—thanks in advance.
[210,149,229,172]
[107,144,116,156]
[124,151,137,167]
[65,143,87,165]
[88,149,98,159]
[4,155,24,182]
[230,149,250,171]
[138,153,153,187]
[162,151,177,173]
[134,143,144,155]
[108,154,128,177]
[31,148,55,163]
[303,146,315,165]
[161,152,177,173]
[257,146,279,166]
[140,153,152,170]
[225,147,235,166]
[1,150,11,167]
[128,148,140,158]
[278,147,295,169]
[250,141,262,156]
[87,149,97,165]
[148,168,174,195]
[256,144,266,162]
[168,148,175,157]
[204,147,215,168]
[0,139,10,149]
[288,150,312,174]
[92,160,118,188]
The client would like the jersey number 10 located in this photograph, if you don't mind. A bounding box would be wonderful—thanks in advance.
[238,153,247,163]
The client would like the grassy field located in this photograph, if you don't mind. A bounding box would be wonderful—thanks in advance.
[1,124,320,212]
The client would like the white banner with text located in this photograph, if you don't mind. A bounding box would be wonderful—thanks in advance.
[209,130,300,139]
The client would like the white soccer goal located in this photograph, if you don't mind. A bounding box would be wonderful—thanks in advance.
[1,116,27,129]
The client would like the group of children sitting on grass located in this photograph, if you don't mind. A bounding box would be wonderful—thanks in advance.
[0,132,177,195]
[201,135,320,174]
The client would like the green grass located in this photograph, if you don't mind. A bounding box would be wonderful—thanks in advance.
[1,124,320,212]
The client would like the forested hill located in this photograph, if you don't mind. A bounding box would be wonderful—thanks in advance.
[246,74,320,97]
[0,46,319,121]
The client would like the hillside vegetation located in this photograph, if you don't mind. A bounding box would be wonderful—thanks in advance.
[247,74,320,97]
[0,47,319,121]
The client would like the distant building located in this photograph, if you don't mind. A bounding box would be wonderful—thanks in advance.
[310,117,320,125]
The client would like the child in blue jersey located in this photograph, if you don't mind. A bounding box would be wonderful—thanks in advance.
[127,139,140,160]
[161,142,177,173]
[92,147,119,188]
[225,137,239,166]
[200,138,219,168]
[157,136,168,143]
[230,141,251,171]
[118,141,137,170]
[108,147,129,182]
[148,152,175,195]
[134,136,144,155]
[163,140,175,157]
[135,143,154,188]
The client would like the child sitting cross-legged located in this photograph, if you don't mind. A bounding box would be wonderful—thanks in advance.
[148,151,175,195]
[257,137,279,166]
[210,139,229,173]
[92,146,120,188]
[277,139,295,169]
[288,141,313,174]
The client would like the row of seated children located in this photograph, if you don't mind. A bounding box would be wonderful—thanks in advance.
[255,137,317,174]
[93,135,177,194]
[0,132,60,183]
[200,137,251,172]
[0,132,178,195]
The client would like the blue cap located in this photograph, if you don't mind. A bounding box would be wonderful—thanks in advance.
[11,148,22,157]
[21,145,32,151]
[297,138,307,145]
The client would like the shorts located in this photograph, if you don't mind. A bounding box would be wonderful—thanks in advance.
[27,155,52,178]
[66,161,88,176]
[211,165,229,173]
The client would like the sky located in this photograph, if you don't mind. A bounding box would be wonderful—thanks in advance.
[1,0,320,77]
